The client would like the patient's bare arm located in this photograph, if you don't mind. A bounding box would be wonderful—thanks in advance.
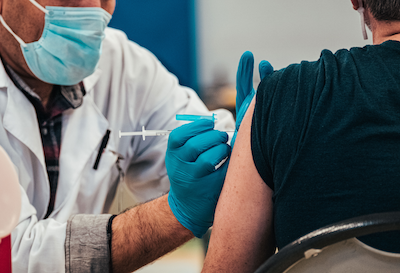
[202,98,275,273]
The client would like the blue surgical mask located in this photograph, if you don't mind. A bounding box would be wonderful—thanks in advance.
[0,0,112,85]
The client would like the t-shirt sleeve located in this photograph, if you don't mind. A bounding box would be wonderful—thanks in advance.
[250,59,323,192]
[251,75,277,191]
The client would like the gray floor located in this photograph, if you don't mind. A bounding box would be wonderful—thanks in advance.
[135,239,204,273]
[136,260,201,273]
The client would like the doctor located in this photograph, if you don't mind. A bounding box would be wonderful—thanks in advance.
[0,0,270,272]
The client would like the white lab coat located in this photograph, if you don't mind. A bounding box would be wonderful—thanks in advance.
[0,28,234,272]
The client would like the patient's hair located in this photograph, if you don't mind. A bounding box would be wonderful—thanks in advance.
[364,0,400,21]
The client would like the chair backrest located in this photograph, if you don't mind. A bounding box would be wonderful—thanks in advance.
[255,212,400,273]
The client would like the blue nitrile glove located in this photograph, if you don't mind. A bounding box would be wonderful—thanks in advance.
[167,119,231,238]
[231,51,274,147]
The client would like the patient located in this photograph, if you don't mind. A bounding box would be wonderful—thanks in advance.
[202,0,400,272]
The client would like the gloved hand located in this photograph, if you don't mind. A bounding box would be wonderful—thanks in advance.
[231,51,274,147]
[167,119,231,238]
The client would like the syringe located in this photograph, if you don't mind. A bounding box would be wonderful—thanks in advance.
[119,126,171,140]
[119,114,231,141]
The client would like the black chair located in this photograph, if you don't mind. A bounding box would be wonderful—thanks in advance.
[255,212,400,273]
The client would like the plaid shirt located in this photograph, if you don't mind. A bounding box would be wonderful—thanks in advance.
[4,63,85,218]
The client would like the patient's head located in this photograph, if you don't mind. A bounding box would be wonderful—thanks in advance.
[364,0,400,21]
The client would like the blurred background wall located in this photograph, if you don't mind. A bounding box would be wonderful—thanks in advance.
[197,0,370,87]
[109,0,370,113]
[109,0,198,92]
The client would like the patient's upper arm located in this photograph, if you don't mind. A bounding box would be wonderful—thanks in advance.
[202,98,275,273]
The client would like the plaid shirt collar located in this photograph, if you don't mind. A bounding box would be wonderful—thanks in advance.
[3,62,86,120]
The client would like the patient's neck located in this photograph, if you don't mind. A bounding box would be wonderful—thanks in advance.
[371,19,400,45]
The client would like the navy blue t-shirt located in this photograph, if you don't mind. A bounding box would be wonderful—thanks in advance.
[251,40,400,252]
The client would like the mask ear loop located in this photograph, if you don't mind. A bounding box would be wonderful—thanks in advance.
[357,0,368,40]
[28,0,49,15]
[0,16,27,48]
[0,0,49,48]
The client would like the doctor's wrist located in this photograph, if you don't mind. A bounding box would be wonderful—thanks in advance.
[168,192,210,238]
[107,215,118,273]
[111,195,193,273]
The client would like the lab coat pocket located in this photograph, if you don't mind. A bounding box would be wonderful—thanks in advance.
[76,149,120,214]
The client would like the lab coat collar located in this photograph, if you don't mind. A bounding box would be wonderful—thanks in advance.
[0,58,15,89]
[83,67,103,94]
[1,63,50,219]
[1,68,46,169]
[0,61,110,218]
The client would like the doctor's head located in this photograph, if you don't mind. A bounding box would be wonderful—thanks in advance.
[0,0,116,86]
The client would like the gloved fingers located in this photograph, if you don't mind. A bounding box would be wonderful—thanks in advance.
[259,60,274,81]
[180,130,229,162]
[235,92,254,131]
[236,51,254,110]
[168,119,214,149]
[168,192,212,238]
[231,91,256,149]
[192,143,231,178]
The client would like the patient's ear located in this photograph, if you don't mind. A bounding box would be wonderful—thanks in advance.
[351,0,360,10]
